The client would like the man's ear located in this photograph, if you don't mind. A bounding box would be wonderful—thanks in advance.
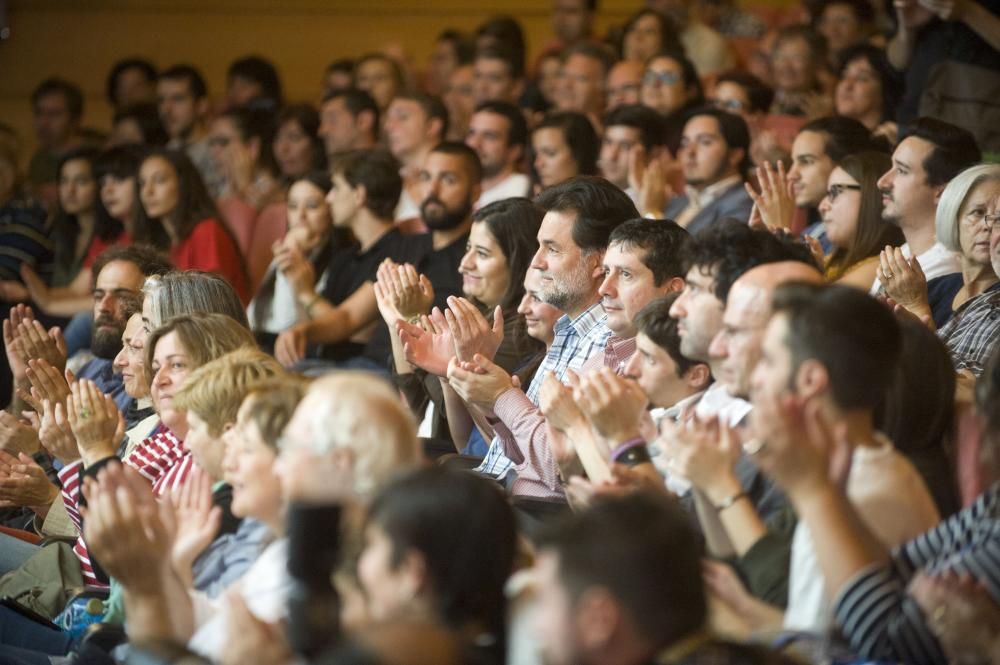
[575,587,621,652]
[795,358,829,401]
[665,276,685,293]
[353,183,368,209]
[932,184,946,205]
[728,147,746,175]
[684,362,712,391]
[589,250,606,279]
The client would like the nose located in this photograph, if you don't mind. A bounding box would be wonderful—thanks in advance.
[818,195,831,214]
[598,272,615,299]
[459,247,476,272]
[530,246,546,271]
[708,329,728,360]
[113,346,128,371]
[623,352,640,379]
[877,168,893,191]
[96,291,115,315]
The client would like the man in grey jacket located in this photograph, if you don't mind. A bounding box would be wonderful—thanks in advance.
[664,108,754,236]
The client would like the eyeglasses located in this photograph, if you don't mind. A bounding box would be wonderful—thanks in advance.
[208,136,231,148]
[643,71,681,86]
[986,213,1000,231]
[826,183,861,202]
[710,98,746,113]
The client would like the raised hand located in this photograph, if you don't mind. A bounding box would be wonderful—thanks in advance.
[24,358,72,409]
[744,161,795,231]
[66,380,121,467]
[0,450,59,511]
[445,296,504,363]
[38,399,79,464]
[0,410,40,457]
[659,415,743,505]
[3,304,35,382]
[631,146,676,218]
[539,372,585,436]
[396,310,454,377]
[15,318,67,372]
[446,355,518,409]
[879,246,931,319]
[82,463,171,594]
[378,262,434,321]
[572,368,648,444]
[274,244,317,299]
[168,466,222,589]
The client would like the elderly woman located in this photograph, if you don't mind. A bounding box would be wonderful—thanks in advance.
[882,164,1000,331]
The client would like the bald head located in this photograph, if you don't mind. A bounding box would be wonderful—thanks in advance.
[606,60,644,110]
[709,261,822,398]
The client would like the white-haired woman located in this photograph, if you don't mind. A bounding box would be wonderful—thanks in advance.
[881,163,1000,328]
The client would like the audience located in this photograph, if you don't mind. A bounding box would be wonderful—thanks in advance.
[2,7,999,664]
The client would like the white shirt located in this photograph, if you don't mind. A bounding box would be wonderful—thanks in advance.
[869,242,961,295]
[783,436,939,632]
[394,188,421,221]
[188,538,290,660]
[477,173,531,209]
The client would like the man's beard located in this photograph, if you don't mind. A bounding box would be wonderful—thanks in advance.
[536,261,594,314]
[421,195,473,231]
[91,315,125,360]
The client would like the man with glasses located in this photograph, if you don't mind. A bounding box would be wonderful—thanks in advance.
[605,60,643,110]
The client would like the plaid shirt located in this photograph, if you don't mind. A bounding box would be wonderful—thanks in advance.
[478,302,613,498]
[938,283,1000,377]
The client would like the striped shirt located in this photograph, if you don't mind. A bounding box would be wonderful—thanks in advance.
[833,481,1000,664]
[0,196,53,283]
[938,283,1000,377]
[57,426,194,586]
[478,302,614,498]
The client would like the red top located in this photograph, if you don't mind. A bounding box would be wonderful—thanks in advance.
[83,230,131,268]
[170,218,250,304]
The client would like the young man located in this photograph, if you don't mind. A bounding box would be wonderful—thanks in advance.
[383,92,448,221]
[664,109,754,235]
[273,149,423,373]
[28,78,85,206]
[465,101,530,207]
[735,283,939,632]
[317,88,379,161]
[472,45,525,106]
[157,65,222,196]
[599,104,664,195]
[872,117,980,297]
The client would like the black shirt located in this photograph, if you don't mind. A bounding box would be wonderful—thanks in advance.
[318,227,427,363]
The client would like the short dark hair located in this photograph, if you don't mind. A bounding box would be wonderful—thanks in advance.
[635,294,699,377]
[475,43,525,81]
[227,55,283,107]
[430,141,483,184]
[772,282,901,410]
[436,29,476,66]
[476,15,526,76]
[799,116,876,162]
[332,149,403,220]
[715,70,775,114]
[473,197,545,312]
[394,91,449,145]
[367,467,516,637]
[94,143,149,181]
[609,218,689,286]
[32,78,84,119]
[649,51,704,106]
[325,58,355,77]
[686,218,819,303]
[773,24,827,69]
[561,41,616,77]
[900,117,982,188]
[535,176,640,254]
[218,106,278,175]
[538,491,706,648]
[813,0,875,25]
[356,53,405,88]
[92,244,174,285]
[159,64,208,99]
[276,103,327,174]
[684,108,752,177]
[473,100,528,149]
[533,111,600,177]
[837,44,902,125]
[112,103,168,146]
[322,87,380,132]
[106,58,158,107]
[603,104,666,152]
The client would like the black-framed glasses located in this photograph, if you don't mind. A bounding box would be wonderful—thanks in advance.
[826,183,861,202]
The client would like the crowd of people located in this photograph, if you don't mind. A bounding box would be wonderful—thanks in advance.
[0,0,999,663]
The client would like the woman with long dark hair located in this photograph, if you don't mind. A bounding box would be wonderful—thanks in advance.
[820,151,903,288]
[135,149,249,302]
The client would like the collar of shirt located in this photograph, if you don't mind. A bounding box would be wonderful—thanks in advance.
[683,174,743,210]
[603,334,637,371]
[554,300,607,339]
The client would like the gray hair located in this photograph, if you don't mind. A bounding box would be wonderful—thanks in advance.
[142,271,249,330]
[299,371,421,500]
[935,164,1000,253]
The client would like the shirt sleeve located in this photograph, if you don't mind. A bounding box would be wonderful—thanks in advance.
[493,388,561,493]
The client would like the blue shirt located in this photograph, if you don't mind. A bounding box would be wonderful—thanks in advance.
[76,357,130,414]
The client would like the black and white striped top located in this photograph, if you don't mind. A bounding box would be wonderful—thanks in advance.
[833,482,1000,665]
